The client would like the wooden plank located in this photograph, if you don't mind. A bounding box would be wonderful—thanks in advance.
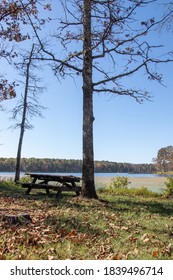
[21,183,81,192]
[25,173,82,182]
[22,183,52,189]
[52,186,81,192]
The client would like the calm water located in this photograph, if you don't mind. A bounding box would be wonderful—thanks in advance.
[0,172,168,194]
[0,172,167,178]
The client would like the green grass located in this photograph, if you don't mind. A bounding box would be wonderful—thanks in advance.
[98,185,161,197]
[0,180,173,260]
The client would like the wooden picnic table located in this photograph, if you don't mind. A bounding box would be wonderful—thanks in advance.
[21,173,82,197]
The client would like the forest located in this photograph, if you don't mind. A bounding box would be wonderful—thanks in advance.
[0,157,156,174]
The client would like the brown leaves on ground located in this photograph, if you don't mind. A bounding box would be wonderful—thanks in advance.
[0,195,173,260]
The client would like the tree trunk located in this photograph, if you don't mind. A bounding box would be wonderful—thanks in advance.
[14,124,25,182]
[14,44,34,182]
[81,0,98,199]
[2,213,32,225]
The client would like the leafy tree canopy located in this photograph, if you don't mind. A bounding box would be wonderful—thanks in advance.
[154,146,173,172]
[0,0,51,104]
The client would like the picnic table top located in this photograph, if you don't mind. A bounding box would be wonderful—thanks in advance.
[25,172,82,182]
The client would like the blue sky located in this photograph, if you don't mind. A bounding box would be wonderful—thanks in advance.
[0,0,173,164]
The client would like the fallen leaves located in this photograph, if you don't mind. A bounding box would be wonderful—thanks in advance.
[141,233,150,243]
[152,250,159,257]
[121,226,129,231]
[0,194,173,260]
[151,244,172,258]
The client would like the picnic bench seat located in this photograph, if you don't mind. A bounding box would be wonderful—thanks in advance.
[20,173,82,197]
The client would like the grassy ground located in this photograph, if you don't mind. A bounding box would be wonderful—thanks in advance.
[0,180,173,260]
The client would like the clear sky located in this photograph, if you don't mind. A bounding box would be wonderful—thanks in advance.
[0,0,173,164]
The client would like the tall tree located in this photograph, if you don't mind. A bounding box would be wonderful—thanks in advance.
[11,44,46,182]
[28,0,172,198]
[82,0,97,197]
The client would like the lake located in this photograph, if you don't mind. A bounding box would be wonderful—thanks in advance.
[0,172,168,193]
[0,172,167,178]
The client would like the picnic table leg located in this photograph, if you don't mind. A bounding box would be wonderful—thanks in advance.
[75,190,80,196]
[26,177,37,194]
[56,190,62,198]
[45,187,50,195]
[71,181,81,196]
[26,186,32,195]
[39,180,51,196]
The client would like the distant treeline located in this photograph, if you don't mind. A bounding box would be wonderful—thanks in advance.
[0,157,156,174]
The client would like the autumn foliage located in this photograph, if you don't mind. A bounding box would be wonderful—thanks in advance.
[0,79,16,101]
[0,0,51,103]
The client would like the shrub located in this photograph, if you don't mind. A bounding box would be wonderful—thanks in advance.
[98,177,160,198]
[19,175,31,183]
[163,177,173,198]
[109,176,130,190]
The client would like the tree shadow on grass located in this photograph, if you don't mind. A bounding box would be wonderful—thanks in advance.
[44,213,105,237]
[0,181,76,201]
[1,181,173,218]
[101,196,173,217]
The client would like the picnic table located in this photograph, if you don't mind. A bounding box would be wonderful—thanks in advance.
[21,173,82,197]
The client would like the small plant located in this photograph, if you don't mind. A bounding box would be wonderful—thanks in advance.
[19,175,32,183]
[163,177,173,198]
[109,176,130,190]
